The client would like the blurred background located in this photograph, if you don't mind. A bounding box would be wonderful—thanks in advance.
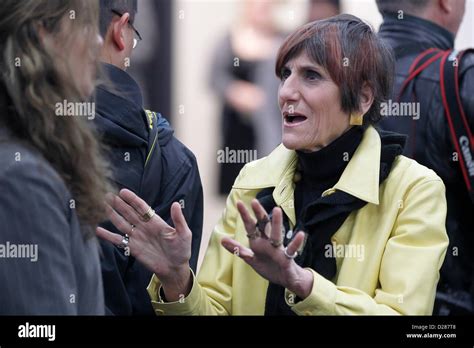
[127,0,474,270]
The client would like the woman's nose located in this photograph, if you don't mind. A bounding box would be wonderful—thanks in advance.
[279,75,300,103]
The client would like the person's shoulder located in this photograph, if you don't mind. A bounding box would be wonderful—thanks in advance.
[0,138,46,173]
[241,144,290,170]
[460,48,474,73]
[388,155,444,190]
[153,113,197,169]
[233,144,294,189]
[0,137,74,237]
[0,136,68,199]
[162,135,198,170]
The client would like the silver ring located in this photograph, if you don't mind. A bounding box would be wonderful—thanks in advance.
[283,247,298,259]
[269,239,283,248]
[118,233,130,249]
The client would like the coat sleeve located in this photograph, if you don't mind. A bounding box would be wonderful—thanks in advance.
[155,141,204,273]
[178,156,203,273]
[99,235,133,315]
[147,174,243,315]
[0,158,79,315]
[286,178,449,315]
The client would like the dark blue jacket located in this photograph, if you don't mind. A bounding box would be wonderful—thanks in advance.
[94,63,203,315]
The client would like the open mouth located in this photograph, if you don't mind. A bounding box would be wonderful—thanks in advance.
[284,113,308,125]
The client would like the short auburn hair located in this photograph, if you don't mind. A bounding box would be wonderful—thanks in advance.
[275,14,394,126]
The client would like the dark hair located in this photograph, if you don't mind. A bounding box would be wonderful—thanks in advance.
[99,0,137,36]
[376,0,430,16]
[275,14,394,126]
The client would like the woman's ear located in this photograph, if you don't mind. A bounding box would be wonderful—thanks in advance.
[112,13,130,51]
[359,82,374,116]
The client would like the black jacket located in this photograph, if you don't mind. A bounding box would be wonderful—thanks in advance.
[379,14,474,313]
[94,63,203,315]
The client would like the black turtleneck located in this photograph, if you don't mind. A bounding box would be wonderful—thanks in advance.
[294,126,364,223]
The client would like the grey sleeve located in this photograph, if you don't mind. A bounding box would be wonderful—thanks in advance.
[0,158,79,315]
[209,34,234,99]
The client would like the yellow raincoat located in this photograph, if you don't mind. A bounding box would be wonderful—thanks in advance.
[148,126,449,315]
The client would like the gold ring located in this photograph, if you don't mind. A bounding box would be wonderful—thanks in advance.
[141,206,155,222]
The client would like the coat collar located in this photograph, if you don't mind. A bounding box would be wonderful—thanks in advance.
[233,125,381,208]
[99,63,144,106]
[379,12,454,51]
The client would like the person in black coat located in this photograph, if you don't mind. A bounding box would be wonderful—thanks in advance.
[95,0,203,315]
[377,0,474,314]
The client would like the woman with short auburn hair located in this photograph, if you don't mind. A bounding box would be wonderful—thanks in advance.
[99,14,448,315]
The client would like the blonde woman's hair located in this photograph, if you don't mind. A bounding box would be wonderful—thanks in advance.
[0,0,113,236]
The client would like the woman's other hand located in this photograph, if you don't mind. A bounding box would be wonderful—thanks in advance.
[96,189,192,301]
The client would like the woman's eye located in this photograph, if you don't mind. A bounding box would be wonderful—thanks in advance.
[280,68,291,80]
[306,70,321,81]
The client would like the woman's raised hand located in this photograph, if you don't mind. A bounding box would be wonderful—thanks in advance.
[96,189,192,300]
[221,199,314,300]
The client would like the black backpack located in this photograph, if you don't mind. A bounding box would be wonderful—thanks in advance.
[395,46,474,203]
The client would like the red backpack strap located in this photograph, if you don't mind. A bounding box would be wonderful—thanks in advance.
[440,49,474,202]
[396,48,445,158]
[397,48,445,102]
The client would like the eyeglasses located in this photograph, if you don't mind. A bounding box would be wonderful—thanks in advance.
[111,9,142,49]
